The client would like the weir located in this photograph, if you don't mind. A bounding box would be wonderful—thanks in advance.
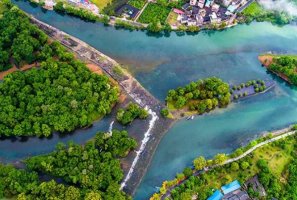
[28,15,174,195]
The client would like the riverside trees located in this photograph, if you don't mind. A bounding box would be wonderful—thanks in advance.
[0,130,136,199]
[165,77,231,116]
[116,103,148,125]
[268,55,297,85]
[0,4,119,137]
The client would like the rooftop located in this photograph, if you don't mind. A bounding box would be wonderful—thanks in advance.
[221,180,241,195]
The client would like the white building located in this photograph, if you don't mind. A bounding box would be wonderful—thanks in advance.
[210,12,220,23]
[197,0,205,8]
[190,0,197,6]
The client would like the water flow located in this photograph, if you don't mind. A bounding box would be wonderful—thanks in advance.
[108,121,114,135]
[121,108,158,189]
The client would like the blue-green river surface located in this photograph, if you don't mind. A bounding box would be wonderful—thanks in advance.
[6,1,297,199]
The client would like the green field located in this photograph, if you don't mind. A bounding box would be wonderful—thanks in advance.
[138,3,170,24]
[127,0,146,9]
[242,2,265,17]
[90,0,111,9]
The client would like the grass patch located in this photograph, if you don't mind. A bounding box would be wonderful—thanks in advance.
[242,2,265,17]
[166,11,178,25]
[90,0,112,9]
[127,0,146,9]
[113,65,124,76]
[138,3,170,24]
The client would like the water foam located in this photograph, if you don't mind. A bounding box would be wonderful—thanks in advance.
[120,102,158,189]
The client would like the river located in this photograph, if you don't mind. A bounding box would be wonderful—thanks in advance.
[7,1,297,199]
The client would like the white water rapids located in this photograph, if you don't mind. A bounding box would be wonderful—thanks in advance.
[120,93,159,190]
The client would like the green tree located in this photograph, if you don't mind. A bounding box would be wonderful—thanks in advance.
[193,156,207,170]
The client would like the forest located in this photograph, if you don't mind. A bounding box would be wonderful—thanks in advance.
[165,77,231,115]
[0,2,119,137]
[269,56,297,85]
[116,103,148,125]
[0,130,137,200]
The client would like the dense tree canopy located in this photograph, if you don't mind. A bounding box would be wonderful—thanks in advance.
[166,77,231,115]
[0,5,119,137]
[0,4,47,70]
[269,56,297,85]
[25,130,136,199]
[116,103,148,125]
[0,131,136,200]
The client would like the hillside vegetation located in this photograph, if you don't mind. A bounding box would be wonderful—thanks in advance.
[0,2,119,137]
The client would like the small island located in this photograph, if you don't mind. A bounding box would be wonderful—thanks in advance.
[163,77,275,119]
[259,54,297,85]
[230,79,275,100]
[164,77,230,118]
[116,103,148,125]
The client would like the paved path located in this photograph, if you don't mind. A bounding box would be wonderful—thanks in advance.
[237,0,255,13]
[161,128,295,199]
[134,1,149,22]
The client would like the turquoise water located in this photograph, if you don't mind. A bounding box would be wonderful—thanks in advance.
[7,1,297,199]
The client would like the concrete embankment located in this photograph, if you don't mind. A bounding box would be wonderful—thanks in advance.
[28,16,175,195]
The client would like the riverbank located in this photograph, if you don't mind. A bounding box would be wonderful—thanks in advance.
[28,15,176,195]
[258,54,297,84]
[156,125,296,199]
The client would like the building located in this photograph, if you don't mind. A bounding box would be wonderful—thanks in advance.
[210,12,220,23]
[207,180,251,200]
[205,0,214,7]
[222,190,250,200]
[211,3,220,12]
[190,0,197,6]
[244,176,267,197]
[198,0,206,8]
[207,190,224,200]
[227,4,238,13]
[223,0,232,6]
[115,4,140,19]
[173,8,185,15]
[221,180,241,195]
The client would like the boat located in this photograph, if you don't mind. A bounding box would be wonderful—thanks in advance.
[187,116,195,120]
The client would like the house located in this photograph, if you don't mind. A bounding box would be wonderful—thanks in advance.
[211,3,220,12]
[244,176,266,197]
[182,3,191,10]
[210,12,220,23]
[115,4,140,19]
[199,8,206,17]
[68,0,80,5]
[192,6,199,14]
[196,15,204,25]
[222,190,251,200]
[207,180,251,200]
[188,19,197,26]
[173,8,185,15]
[198,0,206,8]
[190,0,197,6]
[222,0,232,6]
[221,180,241,195]
[227,4,238,13]
[181,15,188,23]
[205,0,214,7]
[207,190,224,200]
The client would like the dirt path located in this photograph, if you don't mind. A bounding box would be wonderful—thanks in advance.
[0,63,38,80]
[258,55,274,67]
